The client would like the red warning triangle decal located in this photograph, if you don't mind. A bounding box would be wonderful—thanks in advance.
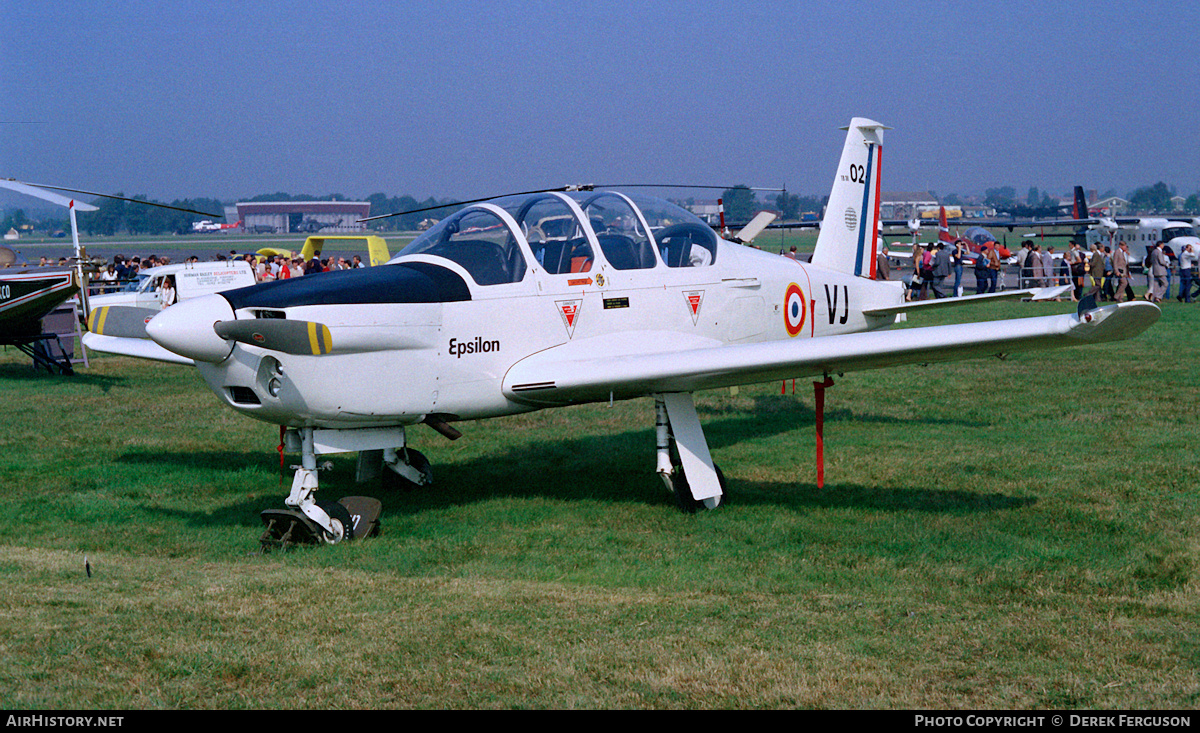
[556,299,582,338]
[683,290,704,325]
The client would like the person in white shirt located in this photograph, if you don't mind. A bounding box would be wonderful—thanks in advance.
[1179,243,1198,303]
[159,275,177,307]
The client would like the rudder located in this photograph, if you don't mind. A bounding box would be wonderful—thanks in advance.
[811,118,889,277]
[1072,185,1088,219]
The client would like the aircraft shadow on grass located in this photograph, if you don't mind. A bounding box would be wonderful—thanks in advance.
[120,401,1031,533]
[695,394,989,452]
[0,362,127,392]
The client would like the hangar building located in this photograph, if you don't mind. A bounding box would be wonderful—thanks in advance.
[880,192,937,220]
[235,201,371,234]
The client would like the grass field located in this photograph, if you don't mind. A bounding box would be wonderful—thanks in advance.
[0,299,1196,709]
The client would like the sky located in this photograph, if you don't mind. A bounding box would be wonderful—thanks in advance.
[3,0,1199,208]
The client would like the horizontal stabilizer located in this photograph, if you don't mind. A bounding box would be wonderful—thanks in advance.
[862,286,1073,317]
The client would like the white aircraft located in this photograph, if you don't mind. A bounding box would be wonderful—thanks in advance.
[82,118,1161,547]
[1010,187,1200,260]
[1083,217,1200,261]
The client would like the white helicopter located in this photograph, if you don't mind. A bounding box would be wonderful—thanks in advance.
[83,118,1161,546]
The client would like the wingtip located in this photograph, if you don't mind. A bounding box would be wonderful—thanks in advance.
[1073,300,1161,343]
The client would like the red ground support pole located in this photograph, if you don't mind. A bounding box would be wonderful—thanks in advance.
[813,376,835,488]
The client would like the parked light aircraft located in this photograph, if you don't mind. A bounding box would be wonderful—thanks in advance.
[82,119,1161,546]
[1083,217,1200,262]
[887,206,1014,262]
[1,179,224,372]
[0,180,101,373]
[256,234,392,268]
[889,188,1111,270]
[1012,187,1200,263]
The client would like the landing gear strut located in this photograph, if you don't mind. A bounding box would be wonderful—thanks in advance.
[258,426,382,551]
[655,394,725,512]
[382,445,433,491]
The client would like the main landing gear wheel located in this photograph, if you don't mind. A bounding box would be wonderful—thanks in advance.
[382,448,432,492]
[670,463,727,514]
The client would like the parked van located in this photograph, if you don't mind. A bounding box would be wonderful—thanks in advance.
[89,260,257,312]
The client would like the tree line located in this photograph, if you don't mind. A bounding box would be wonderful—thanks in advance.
[963,182,1198,216]
[3,181,1197,237]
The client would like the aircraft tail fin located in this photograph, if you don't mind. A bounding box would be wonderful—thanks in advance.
[811,118,890,277]
[367,236,390,267]
[1072,185,1088,219]
[938,206,954,244]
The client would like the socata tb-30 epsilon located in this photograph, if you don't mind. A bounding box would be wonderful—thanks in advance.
[83,118,1161,545]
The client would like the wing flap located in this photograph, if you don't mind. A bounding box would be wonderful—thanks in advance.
[503,302,1159,406]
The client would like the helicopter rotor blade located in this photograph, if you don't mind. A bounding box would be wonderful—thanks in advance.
[1,179,223,218]
[358,183,786,224]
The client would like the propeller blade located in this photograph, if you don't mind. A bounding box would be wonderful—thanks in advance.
[214,319,334,356]
[87,305,159,339]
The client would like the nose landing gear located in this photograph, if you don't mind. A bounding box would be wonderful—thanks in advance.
[258,426,383,551]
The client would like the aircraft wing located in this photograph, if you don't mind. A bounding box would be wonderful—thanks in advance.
[503,302,1158,406]
[950,216,1097,230]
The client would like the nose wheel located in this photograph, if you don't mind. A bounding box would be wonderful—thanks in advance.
[318,501,353,544]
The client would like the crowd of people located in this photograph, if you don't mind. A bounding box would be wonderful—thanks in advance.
[58,250,371,295]
[873,238,1200,305]
[242,252,368,282]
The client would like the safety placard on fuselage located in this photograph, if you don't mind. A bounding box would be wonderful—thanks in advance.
[556,298,581,339]
[683,290,704,325]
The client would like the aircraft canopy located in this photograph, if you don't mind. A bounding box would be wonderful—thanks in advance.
[396,191,720,287]
[961,226,997,247]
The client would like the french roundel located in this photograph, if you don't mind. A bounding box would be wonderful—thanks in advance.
[784,282,806,337]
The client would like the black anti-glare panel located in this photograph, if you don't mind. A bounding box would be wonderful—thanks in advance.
[220,263,471,311]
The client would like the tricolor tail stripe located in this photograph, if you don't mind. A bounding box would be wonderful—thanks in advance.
[869,143,882,278]
[853,143,881,278]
